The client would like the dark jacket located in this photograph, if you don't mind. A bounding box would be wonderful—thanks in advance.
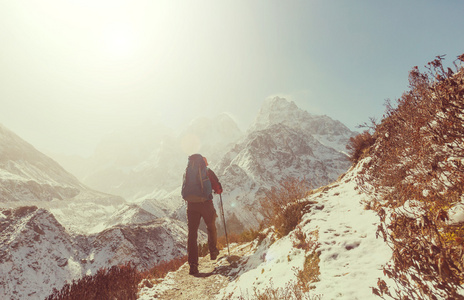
[206,168,222,195]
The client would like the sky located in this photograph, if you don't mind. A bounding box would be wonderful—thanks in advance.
[1,0,463,157]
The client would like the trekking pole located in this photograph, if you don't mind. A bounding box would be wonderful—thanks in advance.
[219,194,230,256]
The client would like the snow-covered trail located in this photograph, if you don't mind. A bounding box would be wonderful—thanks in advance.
[138,243,255,299]
[305,167,393,299]
[138,164,393,299]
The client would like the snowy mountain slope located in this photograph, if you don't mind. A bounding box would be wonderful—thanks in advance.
[0,122,125,233]
[86,217,197,272]
[0,123,198,299]
[216,161,393,299]
[0,206,203,300]
[0,206,79,300]
[138,160,393,300]
[53,114,242,204]
[202,98,354,230]
[250,97,356,153]
[219,123,349,188]
[0,123,84,202]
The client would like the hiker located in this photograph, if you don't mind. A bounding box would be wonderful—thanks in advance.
[181,154,223,275]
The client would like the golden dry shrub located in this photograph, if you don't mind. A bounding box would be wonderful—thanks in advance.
[365,54,464,300]
[260,177,312,237]
[346,130,375,163]
[144,256,188,279]
[46,262,141,300]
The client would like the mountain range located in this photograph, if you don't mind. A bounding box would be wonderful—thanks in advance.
[0,96,356,299]
[0,205,201,299]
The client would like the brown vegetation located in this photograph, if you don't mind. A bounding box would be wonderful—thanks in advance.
[235,228,321,300]
[45,262,141,300]
[358,54,464,299]
[143,255,188,280]
[293,226,321,293]
[46,255,189,300]
[346,130,376,163]
[260,177,314,237]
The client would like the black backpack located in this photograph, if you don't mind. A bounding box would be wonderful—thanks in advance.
[181,154,212,202]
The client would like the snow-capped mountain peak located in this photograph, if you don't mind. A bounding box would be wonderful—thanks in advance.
[250,96,303,132]
[250,97,356,148]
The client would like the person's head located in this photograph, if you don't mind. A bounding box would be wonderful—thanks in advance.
[203,157,208,166]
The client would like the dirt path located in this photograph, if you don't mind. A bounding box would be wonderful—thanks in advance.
[138,243,254,300]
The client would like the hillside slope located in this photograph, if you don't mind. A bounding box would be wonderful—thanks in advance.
[0,123,84,202]
[172,97,355,232]
[0,206,204,300]
[138,161,392,299]
[54,114,243,202]
[356,55,464,299]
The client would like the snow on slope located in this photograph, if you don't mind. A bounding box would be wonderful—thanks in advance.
[139,159,393,299]
[0,122,125,233]
[250,96,356,154]
[53,114,243,203]
[86,217,199,272]
[203,97,354,230]
[0,206,203,300]
[0,123,84,202]
[216,159,393,299]
[0,206,79,299]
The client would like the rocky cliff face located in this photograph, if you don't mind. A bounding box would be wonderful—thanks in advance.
[0,97,356,299]
[0,124,199,300]
[87,218,191,271]
[0,206,199,300]
[250,96,356,153]
[0,206,76,299]
[208,97,355,229]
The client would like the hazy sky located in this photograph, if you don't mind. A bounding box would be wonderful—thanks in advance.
[1,0,463,157]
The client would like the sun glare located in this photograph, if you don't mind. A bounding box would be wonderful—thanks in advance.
[102,24,136,58]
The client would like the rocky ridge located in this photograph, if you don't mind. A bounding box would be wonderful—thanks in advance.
[0,97,356,299]
[0,206,202,300]
[0,123,84,202]
[184,97,356,230]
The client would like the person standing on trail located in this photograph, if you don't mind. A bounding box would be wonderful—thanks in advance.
[181,154,223,275]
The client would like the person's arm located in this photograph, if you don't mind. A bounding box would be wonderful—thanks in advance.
[207,168,222,194]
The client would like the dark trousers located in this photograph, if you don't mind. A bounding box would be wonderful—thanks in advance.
[187,200,218,266]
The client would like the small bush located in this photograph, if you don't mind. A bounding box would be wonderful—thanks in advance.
[293,227,319,253]
[260,177,313,237]
[363,54,464,299]
[217,228,260,248]
[296,251,321,293]
[144,255,188,279]
[346,130,375,163]
[244,281,323,300]
[239,228,260,242]
[46,262,141,300]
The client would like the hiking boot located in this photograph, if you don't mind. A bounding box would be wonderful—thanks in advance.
[210,250,219,260]
[189,264,199,275]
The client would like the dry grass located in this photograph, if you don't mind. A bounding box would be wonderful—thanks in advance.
[346,130,376,163]
[45,262,141,300]
[260,177,313,237]
[361,53,464,299]
[296,251,321,293]
[143,256,188,279]
[46,255,191,300]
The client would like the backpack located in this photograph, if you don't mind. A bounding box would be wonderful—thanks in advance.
[181,154,212,202]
